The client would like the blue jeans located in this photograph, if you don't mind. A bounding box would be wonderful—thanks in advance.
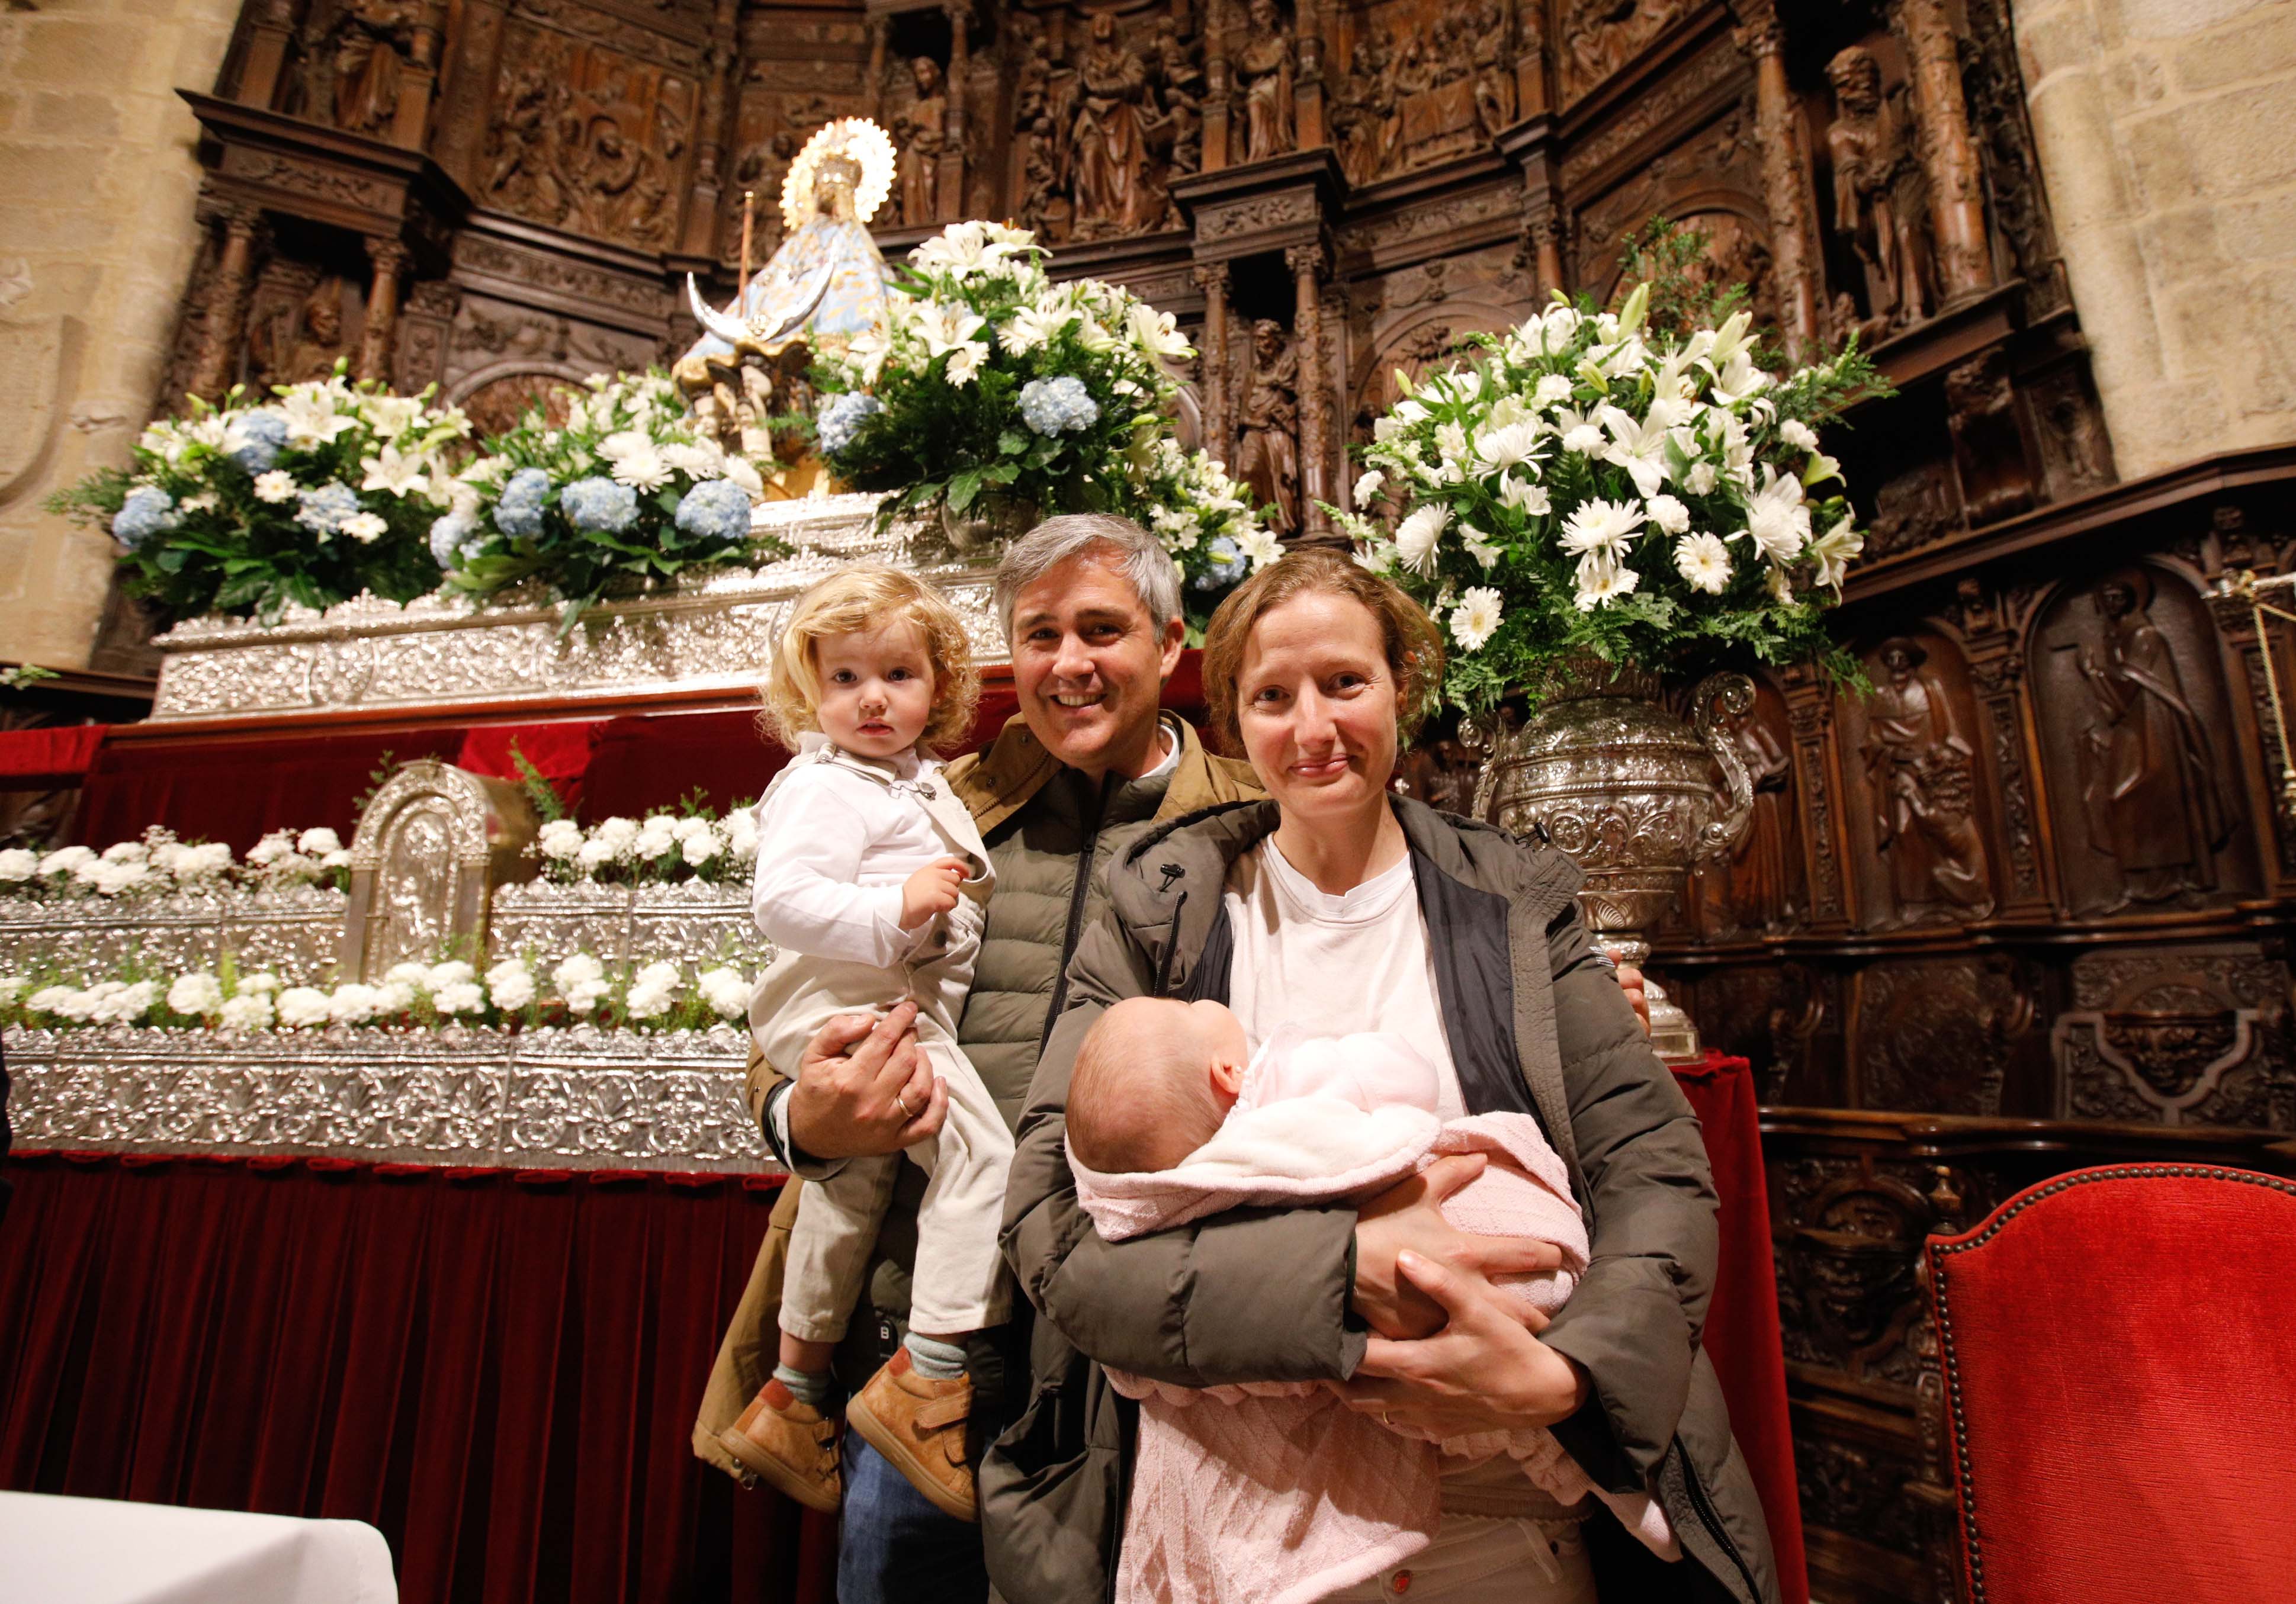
[837,1433,988,1604]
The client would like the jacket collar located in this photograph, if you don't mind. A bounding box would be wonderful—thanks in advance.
[945,711,1262,834]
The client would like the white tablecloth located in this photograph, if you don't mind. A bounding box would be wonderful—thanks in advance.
[0,1491,397,1603]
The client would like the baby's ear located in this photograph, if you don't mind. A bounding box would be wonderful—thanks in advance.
[1209,1054,1246,1102]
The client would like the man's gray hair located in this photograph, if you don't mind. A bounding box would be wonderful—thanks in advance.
[994,514,1183,642]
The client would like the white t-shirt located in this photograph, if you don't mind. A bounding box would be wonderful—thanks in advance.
[1221,840,1466,1121]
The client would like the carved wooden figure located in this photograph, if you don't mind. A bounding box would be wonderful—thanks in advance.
[1824,44,1935,337]
[1235,317,1300,534]
[1071,12,1159,239]
[893,56,949,225]
[2074,570,2232,909]
[1235,0,1297,163]
[1861,637,1993,923]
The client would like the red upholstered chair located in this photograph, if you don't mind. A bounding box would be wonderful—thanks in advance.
[1923,1164,2296,1604]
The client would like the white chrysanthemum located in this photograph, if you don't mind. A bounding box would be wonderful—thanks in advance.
[681,828,722,867]
[253,470,296,503]
[1559,497,1643,560]
[593,817,640,852]
[697,965,751,1018]
[431,981,484,1016]
[944,342,988,387]
[486,957,536,1011]
[611,446,673,490]
[1572,553,1642,611]
[427,960,476,988]
[1685,461,1720,496]
[1473,420,1542,477]
[297,827,342,856]
[1645,493,1691,535]
[328,983,384,1024]
[340,510,389,544]
[1555,407,1605,457]
[1393,503,1448,574]
[167,971,224,1015]
[220,992,275,1031]
[1352,469,1385,504]
[385,962,432,988]
[1674,532,1733,594]
[661,442,724,480]
[1532,372,1576,409]
[1778,418,1819,452]
[537,819,585,861]
[238,970,281,995]
[1449,587,1504,651]
[576,838,617,873]
[1433,421,1469,466]
[276,986,333,1028]
[0,847,36,882]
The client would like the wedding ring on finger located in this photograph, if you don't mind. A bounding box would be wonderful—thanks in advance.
[895,1089,917,1120]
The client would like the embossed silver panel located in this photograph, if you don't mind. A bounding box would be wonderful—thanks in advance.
[0,889,346,986]
[150,496,1007,722]
[4,1023,777,1173]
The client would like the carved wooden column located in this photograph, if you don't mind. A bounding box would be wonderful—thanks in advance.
[235,0,298,110]
[1287,242,1330,536]
[865,20,891,120]
[1293,0,1327,150]
[1890,0,1992,302]
[1956,578,2054,920]
[392,0,448,147]
[2207,562,2296,901]
[190,202,265,403]
[939,2,972,223]
[1783,664,1855,935]
[432,0,511,188]
[1193,261,1233,462]
[1203,0,1233,171]
[359,240,411,384]
[686,20,740,259]
[1732,0,1823,358]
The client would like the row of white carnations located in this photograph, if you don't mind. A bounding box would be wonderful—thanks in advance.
[0,951,756,1034]
[531,808,761,885]
[0,826,351,899]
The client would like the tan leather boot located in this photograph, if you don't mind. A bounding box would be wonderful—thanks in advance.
[718,1377,842,1512]
[844,1348,976,1522]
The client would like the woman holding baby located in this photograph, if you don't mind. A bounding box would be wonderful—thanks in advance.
[985,552,1778,1603]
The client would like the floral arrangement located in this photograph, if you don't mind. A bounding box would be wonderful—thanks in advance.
[1329,283,1877,713]
[813,221,1275,592]
[0,948,756,1035]
[529,803,760,886]
[0,827,351,902]
[438,369,783,629]
[46,371,472,621]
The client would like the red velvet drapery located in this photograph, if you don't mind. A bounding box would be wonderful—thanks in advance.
[0,1153,834,1604]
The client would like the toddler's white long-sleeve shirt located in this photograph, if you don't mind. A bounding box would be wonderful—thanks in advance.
[749,738,957,968]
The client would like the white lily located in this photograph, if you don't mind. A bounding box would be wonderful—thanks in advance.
[278,386,358,448]
[358,443,430,498]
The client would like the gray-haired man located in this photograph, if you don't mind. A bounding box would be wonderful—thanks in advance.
[696,515,1261,1604]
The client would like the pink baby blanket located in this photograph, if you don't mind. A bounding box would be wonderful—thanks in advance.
[1068,1088,1677,1604]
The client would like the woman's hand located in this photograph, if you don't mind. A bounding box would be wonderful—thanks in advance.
[1351,1154,1566,1339]
[785,999,946,1159]
[1614,964,1652,1037]
[1332,1249,1591,1438]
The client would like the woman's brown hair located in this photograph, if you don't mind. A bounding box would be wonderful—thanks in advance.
[1199,549,1445,753]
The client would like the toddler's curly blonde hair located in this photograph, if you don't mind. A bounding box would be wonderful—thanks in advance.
[759,564,982,753]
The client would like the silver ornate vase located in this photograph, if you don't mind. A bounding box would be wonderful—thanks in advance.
[1469,658,1755,1062]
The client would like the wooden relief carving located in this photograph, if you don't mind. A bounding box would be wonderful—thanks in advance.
[1854,958,2003,1115]
[1773,1153,1935,1384]
[1330,0,1512,185]
[1839,634,1996,928]
[2029,567,2249,915]
[482,20,695,250]
[1690,673,1803,936]
[292,0,424,137]
[1555,0,1693,110]
[1573,102,1764,302]
[1013,8,1202,245]
[2051,949,2291,1129]
[1349,305,1517,452]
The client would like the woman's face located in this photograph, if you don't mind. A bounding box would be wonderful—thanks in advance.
[1235,590,1402,825]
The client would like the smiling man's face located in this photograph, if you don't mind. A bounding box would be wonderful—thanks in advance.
[1007,547,1184,782]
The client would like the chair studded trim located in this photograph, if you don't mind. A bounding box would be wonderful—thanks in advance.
[1924,1163,2296,1604]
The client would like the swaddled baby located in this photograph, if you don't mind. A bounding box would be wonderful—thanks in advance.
[1064,995,1677,1604]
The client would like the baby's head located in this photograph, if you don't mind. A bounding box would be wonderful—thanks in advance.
[1067,996,1252,1174]
[761,564,981,759]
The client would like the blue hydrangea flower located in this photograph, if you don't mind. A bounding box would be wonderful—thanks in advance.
[561,476,638,535]
[111,486,179,549]
[494,467,554,540]
[1019,375,1099,436]
[429,511,479,568]
[816,392,882,455]
[673,478,753,547]
[223,410,288,474]
[1192,534,1248,591]
[294,481,362,535]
